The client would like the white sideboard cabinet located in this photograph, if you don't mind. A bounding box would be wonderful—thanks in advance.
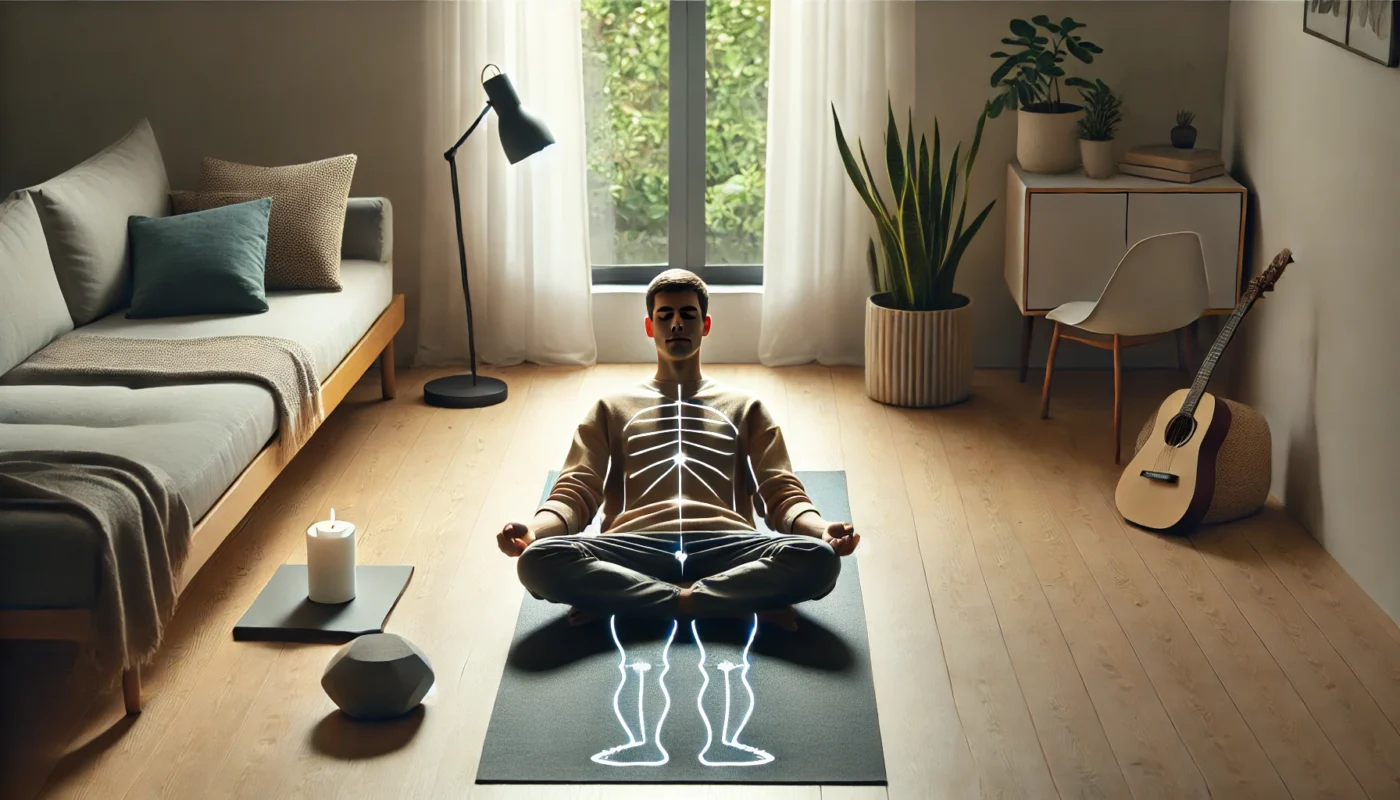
[1003,161,1247,379]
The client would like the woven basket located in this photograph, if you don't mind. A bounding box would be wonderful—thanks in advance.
[1134,397,1272,524]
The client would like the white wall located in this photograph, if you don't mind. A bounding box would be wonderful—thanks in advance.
[1221,0,1400,622]
[594,286,762,363]
[0,1,430,364]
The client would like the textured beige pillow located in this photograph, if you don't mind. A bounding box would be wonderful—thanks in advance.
[170,189,265,215]
[198,154,357,290]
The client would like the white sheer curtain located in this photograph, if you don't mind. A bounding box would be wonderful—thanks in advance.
[416,0,597,368]
[758,0,916,366]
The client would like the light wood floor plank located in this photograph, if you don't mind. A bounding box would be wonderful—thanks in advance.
[780,365,843,472]
[1238,504,1400,733]
[937,385,1209,800]
[972,377,1290,798]
[827,368,980,799]
[885,406,1062,800]
[1194,524,1400,797]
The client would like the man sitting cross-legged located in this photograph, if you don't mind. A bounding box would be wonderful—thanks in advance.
[497,269,860,631]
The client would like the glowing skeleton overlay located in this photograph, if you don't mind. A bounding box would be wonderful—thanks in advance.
[590,617,678,766]
[695,614,774,766]
[620,385,739,574]
[590,613,773,768]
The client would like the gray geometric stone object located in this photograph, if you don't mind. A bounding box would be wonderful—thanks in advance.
[321,633,434,720]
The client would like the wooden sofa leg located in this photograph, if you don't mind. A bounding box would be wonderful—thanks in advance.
[380,339,397,401]
[123,666,142,714]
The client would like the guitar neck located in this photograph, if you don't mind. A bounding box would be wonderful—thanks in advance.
[1182,289,1260,417]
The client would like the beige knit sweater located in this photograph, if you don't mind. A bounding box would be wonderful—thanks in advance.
[538,377,818,536]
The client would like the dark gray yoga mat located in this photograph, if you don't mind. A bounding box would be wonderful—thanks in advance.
[477,470,886,785]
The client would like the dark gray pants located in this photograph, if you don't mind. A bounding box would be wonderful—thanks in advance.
[516,531,841,620]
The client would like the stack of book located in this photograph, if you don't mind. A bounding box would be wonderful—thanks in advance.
[1118,146,1225,183]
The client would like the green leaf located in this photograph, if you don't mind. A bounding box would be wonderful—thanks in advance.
[885,100,905,200]
[1010,18,1035,37]
[1032,13,1059,32]
[918,134,932,252]
[1064,76,1094,89]
[1059,17,1079,34]
[833,103,896,237]
[990,50,1011,58]
[929,120,943,265]
[1065,38,1092,63]
[858,141,888,216]
[936,200,996,302]
[866,237,882,295]
[940,143,960,263]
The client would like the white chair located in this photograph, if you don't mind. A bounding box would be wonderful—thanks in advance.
[1039,231,1210,463]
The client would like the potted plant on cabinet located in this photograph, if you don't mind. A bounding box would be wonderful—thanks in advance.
[1076,79,1123,178]
[832,100,995,407]
[1171,109,1198,148]
[988,14,1103,174]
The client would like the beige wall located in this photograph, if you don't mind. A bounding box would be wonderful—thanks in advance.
[0,1,429,364]
[1221,0,1400,622]
[914,1,1232,370]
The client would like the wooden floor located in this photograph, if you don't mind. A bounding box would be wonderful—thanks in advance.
[4,364,1400,800]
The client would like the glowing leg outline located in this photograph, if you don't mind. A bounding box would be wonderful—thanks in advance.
[591,616,678,766]
[693,615,775,766]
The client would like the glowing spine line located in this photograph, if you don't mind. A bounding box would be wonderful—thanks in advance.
[590,616,678,766]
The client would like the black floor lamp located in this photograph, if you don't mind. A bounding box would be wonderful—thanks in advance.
[424,64,555,409]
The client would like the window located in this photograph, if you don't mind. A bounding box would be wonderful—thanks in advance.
[582,0,770,285]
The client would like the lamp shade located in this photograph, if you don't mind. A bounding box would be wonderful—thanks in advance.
[483,72,555,164]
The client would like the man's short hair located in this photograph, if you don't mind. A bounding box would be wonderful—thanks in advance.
[645,268,709,318]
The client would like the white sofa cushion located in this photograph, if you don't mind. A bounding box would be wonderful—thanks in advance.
[0,192,73,375]
[25,118,171,326]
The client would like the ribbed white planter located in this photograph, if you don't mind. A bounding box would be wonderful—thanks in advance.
[864,293,974,408]
[1017,108,1083,174]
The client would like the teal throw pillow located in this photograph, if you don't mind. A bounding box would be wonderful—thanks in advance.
[127,196,272,318]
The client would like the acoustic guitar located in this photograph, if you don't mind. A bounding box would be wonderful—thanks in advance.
[1115,248,1293,533]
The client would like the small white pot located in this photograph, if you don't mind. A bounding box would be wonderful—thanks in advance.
[1017,108,1083,174]
[1080,139,1116,179]
[864,293,974,408]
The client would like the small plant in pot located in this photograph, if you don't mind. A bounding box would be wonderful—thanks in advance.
[1075,79,1123,179]
[1172,109,1198,148]
[988,14,1103,174]
[832,99,996,407]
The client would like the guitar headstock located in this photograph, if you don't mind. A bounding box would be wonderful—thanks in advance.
[1249,248,1294,293]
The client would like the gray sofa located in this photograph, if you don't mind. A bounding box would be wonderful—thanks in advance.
[0,122,400,658]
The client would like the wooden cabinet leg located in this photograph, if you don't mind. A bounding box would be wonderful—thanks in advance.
[1113,334,1123,465]
[123,666,142,714]
[1019,315,1035,383]
[380,339,397,401]
[1040,322,1061,419]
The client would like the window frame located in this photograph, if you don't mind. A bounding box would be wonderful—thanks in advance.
[588,0,764,287]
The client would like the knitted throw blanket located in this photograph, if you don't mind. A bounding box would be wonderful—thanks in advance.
[0,451,191,677]
[5,334,324,463]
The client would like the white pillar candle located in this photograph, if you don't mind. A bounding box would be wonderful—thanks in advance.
[307,508,356,604]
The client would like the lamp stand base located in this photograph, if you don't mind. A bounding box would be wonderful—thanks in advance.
[423,374,508,409]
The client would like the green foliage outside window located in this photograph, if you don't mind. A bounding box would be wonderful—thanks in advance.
[581,0,770,265]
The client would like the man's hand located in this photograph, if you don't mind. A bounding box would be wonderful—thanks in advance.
[498,522,536,558]
[821,522,860,556]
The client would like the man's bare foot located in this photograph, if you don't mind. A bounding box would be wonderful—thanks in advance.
[567,606,602,627]
[757,606,798,632]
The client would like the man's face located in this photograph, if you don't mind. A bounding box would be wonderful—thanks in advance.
[644,289,711,361]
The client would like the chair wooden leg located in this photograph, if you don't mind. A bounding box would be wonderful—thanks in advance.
[123,666,142,714]
[1113,334,1123,465]
[379,339,397,401]
[1019,315,1035,383]
[1040,322,1062,419]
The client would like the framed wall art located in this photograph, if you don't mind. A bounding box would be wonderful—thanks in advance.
[1304,0,1400,67]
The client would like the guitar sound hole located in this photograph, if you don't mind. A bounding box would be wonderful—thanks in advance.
[1164,414,1197,447]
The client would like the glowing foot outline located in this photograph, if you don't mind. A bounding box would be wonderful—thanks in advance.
[590,616,678,767]
[694,614,775,766]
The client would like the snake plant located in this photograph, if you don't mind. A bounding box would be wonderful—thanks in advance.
[832,99,996,312]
